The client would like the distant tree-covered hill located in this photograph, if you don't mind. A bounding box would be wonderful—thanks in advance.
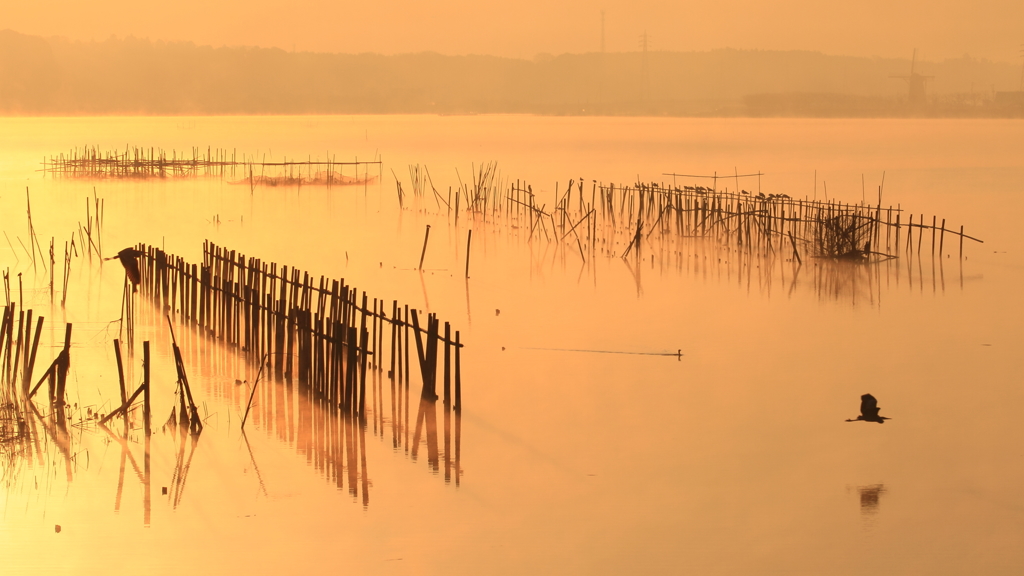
[1,30,1020,116]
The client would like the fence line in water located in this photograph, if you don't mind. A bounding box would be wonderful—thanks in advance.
[42,146,382,188]
[135,241,463,420]
[426,166,983,262]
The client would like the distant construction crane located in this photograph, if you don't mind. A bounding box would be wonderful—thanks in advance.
[890,49,934,105]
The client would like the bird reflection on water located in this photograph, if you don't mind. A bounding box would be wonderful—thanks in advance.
[858,484,887,515]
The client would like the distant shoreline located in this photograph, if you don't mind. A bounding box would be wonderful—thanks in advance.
[3,29,1021,118]
[3,110,1022,119]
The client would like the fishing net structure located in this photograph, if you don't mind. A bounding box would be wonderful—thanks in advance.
[813,212,873,259]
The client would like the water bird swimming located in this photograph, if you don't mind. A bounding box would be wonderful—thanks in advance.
[845,393,890,423]
[107,247,144,289]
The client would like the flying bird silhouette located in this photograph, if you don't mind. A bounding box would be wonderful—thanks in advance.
[846,393,890,423]
[107,247,144,290]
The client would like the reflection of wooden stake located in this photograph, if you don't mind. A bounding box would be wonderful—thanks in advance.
[143,434,151,526]
[241,356,266,430]
[359,418,369,507]
[411,399,426,461]
[454,409,462,487]
[143,341,151,436]
[444,396,451,483]
[418,225,431,270]
[425,397,439,470]
[114,436,127,512]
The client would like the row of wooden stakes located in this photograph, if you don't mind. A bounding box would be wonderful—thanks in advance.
[132,241,463,419]
[412,170,983,263]
[42,145,382,186]
[0,306,71,422]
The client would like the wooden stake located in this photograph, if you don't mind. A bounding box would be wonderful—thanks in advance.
[454,330,462,412]
[418,225,431,270]
[465,229,473,279]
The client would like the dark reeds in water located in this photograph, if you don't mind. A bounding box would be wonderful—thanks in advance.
[397,166,983,265]
[0,189,107,471]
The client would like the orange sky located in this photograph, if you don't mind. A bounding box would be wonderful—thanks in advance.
[6,0,1023,62]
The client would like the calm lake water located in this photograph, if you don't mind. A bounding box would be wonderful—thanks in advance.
[1,115,1023,575]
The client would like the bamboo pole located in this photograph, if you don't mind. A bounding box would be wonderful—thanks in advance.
[465,229,473,279]
[418,225,431,271]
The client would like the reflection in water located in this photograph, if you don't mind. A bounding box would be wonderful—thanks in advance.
[149,286,462,507]
[168,423,201,509]
[621,256,643,298]
[0,309,83,494]
[100,421,144,514]
[0,116,1017,574]
[27,401,74,483]
[858,484,887,515]
[412,398,439,471]
[460,181,963,306]
[422,174,981,305]
[699,240,949,305]
[0,269,463,531]
[241,431,268,497]
[124,239,465,503]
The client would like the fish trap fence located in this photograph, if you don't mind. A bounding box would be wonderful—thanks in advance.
[135,241,463,417]
[43,146,381,186]
[478,178,983,261]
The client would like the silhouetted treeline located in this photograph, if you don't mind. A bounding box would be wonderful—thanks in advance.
[1,30,1021,117]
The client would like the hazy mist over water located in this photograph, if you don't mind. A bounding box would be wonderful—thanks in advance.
[4,0,1023,62]
[4,0,1024,117]
[2,31,1021,117]
[0,115,1022,575]
[1,1,1024,573]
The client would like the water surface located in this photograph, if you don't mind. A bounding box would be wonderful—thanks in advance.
[1,115,1022,575]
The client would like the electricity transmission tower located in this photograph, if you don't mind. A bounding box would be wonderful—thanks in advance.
[639,31,650,102]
